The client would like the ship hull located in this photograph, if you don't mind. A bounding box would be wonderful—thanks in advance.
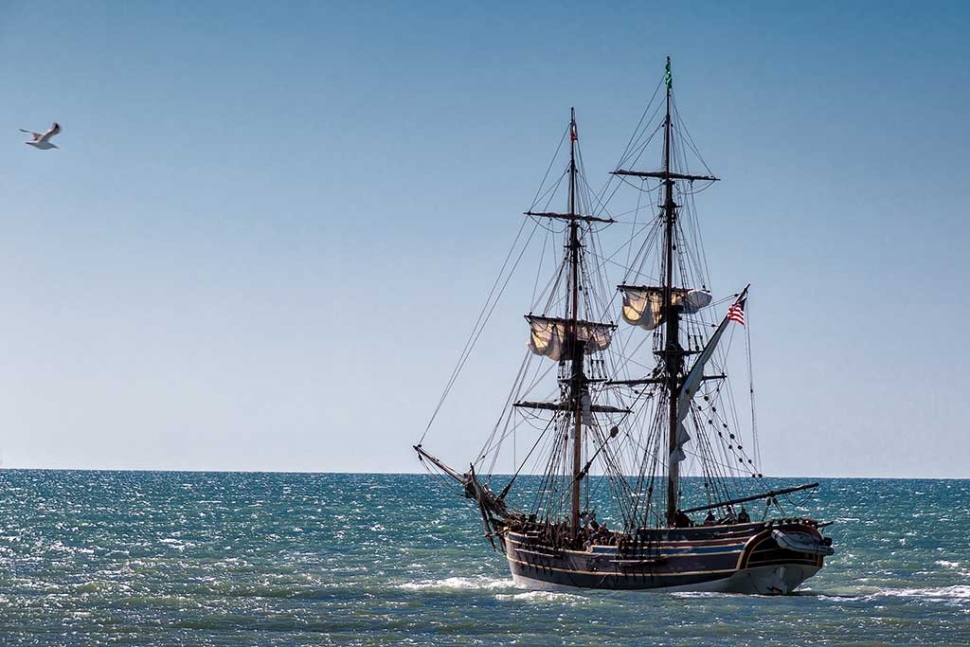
[501,520,827,595]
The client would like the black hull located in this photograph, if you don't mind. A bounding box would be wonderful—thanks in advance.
[500,520,827,594]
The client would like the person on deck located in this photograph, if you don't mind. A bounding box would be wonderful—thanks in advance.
[738,506,750,523]
[703,511,716,525]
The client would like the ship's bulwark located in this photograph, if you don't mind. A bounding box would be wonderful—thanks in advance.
[499,520,828,594]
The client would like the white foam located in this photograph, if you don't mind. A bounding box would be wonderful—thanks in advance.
[671,591,727,599]
[399,576,510,591]
[159,538,186,551]
[495,590,584,604]
[870,585,970,601]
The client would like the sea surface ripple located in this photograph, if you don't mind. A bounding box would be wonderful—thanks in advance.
[0,471,967,645]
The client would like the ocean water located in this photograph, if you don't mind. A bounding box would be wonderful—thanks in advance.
[0,472,967,646]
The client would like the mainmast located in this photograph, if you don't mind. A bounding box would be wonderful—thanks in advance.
[568,107,584,535]
[612,58,719,527]
[660,59,682,527]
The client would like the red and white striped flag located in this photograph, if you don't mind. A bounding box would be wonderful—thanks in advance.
[727,297,746,326]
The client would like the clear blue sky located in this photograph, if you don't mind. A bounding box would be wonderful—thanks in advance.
[0,1,968,476]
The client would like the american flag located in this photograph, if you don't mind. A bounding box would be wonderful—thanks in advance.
[570,123,578,142]
[727,297,746,326]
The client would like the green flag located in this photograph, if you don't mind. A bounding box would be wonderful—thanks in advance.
[665,60,672,90]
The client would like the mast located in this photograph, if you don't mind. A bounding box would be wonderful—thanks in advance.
[568,107,584,535]
[661,57,681,527]
[611,58,718,527]
[520,109,616,534]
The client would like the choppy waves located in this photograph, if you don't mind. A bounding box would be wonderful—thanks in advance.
[0,472,967,645]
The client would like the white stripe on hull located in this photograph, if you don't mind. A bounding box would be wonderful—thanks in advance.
[510,563,820,595]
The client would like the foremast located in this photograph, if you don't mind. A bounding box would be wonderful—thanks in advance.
[613,57,719,527]
[521,109,616,540]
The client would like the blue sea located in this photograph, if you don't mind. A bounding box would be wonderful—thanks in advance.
[0,472,967,646]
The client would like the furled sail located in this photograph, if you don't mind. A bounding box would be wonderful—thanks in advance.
[619,286,712,330]
[527,316,614,362]
[671,291,746,463]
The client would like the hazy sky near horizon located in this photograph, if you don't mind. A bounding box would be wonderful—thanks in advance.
[1,1,968,477]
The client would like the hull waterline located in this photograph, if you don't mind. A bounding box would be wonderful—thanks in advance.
[511,564,820,595]
[500,520,828,595]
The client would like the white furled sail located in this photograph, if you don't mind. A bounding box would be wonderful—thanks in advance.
[619,286,712,330]
[672,291,745,463]
[527,316,614,362]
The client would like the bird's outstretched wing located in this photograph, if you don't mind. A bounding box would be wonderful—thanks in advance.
[19,128,42,141]
[37,122,61,143]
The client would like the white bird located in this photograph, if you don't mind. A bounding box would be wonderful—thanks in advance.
[19,122,61,150]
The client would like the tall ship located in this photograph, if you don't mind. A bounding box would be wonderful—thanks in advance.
[415,59,833,594]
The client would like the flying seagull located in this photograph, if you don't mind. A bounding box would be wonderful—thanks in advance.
[20,122,61,150]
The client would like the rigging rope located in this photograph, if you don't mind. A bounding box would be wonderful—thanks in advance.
[419,216,538,444]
